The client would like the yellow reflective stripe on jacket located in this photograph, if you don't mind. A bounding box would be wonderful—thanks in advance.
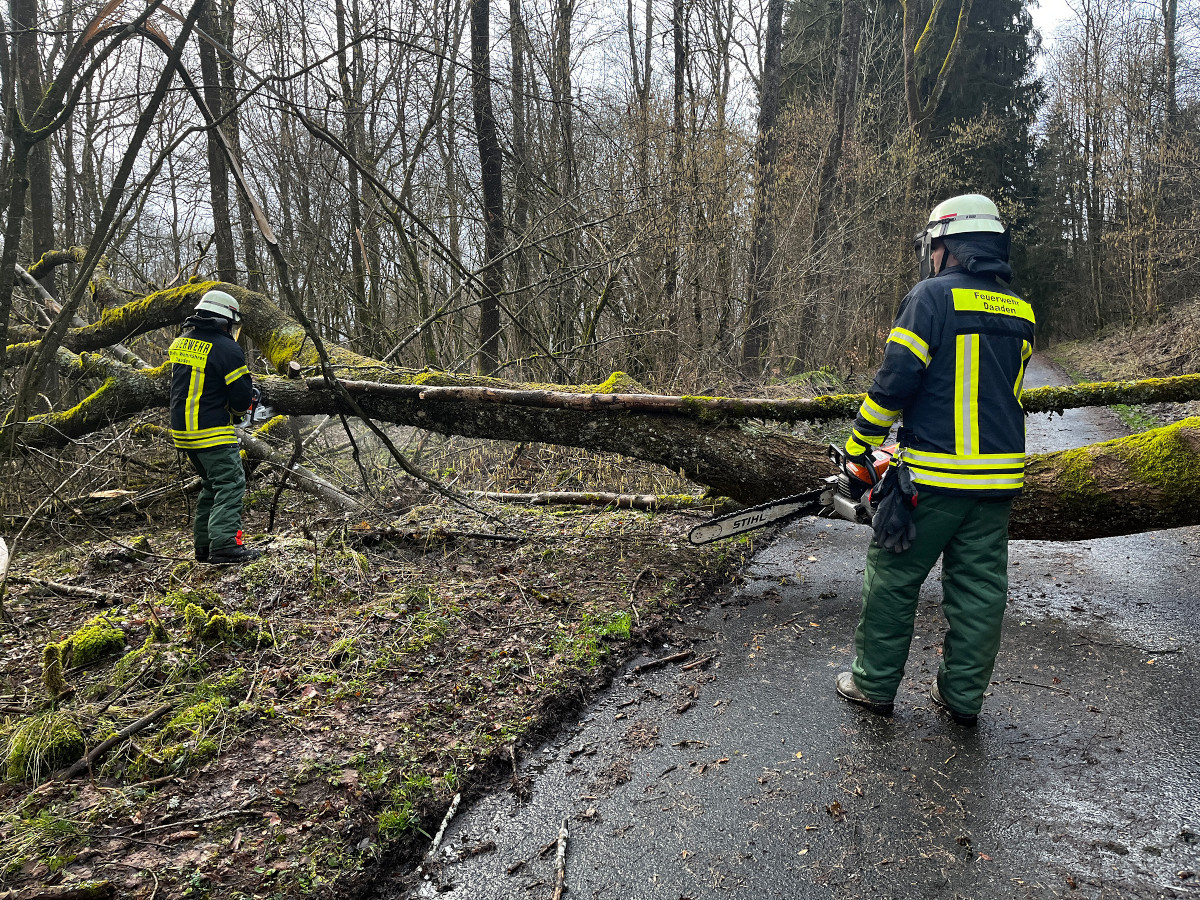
[954,334,981,455]
[951,288,1036,323]
[185,367,204,432]
[846,427,885,456]
[1014,340,1032,401]
[902,448,1024,470]
[907,467,1025,490]
[887,327,930,366]
[224,365,250,385]
[859,395,900,428]
[852,428,885,448]
[170,426,238,449]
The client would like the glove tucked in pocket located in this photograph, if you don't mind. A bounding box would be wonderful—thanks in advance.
[869,460,918,553]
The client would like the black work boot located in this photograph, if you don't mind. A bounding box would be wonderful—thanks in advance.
[195,546,210,562]
[931,678,978,727]
[835,671,894,717]
[207,544,263,564]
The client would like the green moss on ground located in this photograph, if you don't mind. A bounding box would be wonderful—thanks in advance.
[164,587,221,611]
[42,616,125,695]
[4,712,85,781]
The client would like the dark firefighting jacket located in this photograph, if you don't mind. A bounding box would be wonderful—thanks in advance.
[168,316,253,450]
[846,258,1036,497]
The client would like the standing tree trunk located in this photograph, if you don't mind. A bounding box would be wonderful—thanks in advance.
[796,0,863,370]
[900,0,974,139]
[1161,0,1177,121]
[1146,0,1178,317]
[661,0,685,371]
[741,0,783,375]
[198,0,237,282]
[12,0,55,298]
[334,0,367,330]
[217,0,262,291]
[549,0,578,367]
[509,0,532,367]
[469,0,505,374]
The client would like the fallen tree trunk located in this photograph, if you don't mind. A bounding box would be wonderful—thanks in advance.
[6,278,1200,542]
[465,490,721,510]
[312,372,1200,422]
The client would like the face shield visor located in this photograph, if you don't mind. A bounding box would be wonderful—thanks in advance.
[226,311,243,342]
[913,229,934,280]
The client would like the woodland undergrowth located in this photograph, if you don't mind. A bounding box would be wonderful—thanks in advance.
[0,427,755,899]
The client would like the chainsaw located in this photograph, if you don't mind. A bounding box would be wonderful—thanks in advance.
[687,444,895,545]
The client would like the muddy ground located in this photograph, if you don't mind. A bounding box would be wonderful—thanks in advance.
[375,358,1200,900]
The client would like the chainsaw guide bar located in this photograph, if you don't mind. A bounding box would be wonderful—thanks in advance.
[687,487,828,545]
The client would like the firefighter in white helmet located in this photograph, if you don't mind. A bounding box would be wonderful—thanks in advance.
[167,289,262,564]
[835,194,1035,726]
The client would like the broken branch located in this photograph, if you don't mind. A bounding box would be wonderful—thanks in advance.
[57,703,174,780]
[631,649,693,674]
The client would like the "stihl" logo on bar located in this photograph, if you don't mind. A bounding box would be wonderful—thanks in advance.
[732,512,768,529]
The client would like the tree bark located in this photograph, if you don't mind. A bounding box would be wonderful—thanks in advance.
[198,0,237,282]
[741,0,782,374]
[12,0,55,297]
[1161,0,1177,121]
[900,0,974,138]
[508,0,532,364]
[334,0,366,319]
[469,0,505,374]
[216,0,262,291]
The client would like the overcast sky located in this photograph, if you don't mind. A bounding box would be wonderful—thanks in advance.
[1029,0,1076,47]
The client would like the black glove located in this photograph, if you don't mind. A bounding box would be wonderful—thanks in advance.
[870,461,918,552]
[230,387,259,427]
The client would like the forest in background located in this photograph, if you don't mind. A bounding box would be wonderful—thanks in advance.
[0,0,1196,401]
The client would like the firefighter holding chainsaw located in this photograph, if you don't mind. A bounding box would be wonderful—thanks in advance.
[168,289,262,564]
[835,194,1035,726]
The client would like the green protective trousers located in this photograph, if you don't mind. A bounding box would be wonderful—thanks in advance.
[186,445,247,552]
[851,492,1012,715]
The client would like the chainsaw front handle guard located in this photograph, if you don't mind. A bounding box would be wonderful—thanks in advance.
[828,443,893,491]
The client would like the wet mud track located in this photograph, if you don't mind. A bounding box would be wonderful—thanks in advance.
[379,359,1200,899]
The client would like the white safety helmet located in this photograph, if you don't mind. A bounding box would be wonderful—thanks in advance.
[194,289,242,323]
[914,194,1007,279]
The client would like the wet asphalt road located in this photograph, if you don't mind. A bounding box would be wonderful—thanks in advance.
[383,357,1200,900]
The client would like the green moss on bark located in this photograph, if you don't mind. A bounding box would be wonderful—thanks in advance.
[1112,417,1200,495]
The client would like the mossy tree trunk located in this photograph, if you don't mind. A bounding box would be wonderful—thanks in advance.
[7,279,1200,542]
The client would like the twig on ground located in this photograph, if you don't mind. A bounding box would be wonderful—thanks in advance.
[458,839,496,860]
[58,704,174,780]
[9,575,126,604]
[1005,678,1071,696]
[133,797,264,834]
[681,654,716,671]
[632,649,693,674]
[425,793,461,861]
[0,878,117,899]
[629,566,652,604]
[551,818,569,900]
